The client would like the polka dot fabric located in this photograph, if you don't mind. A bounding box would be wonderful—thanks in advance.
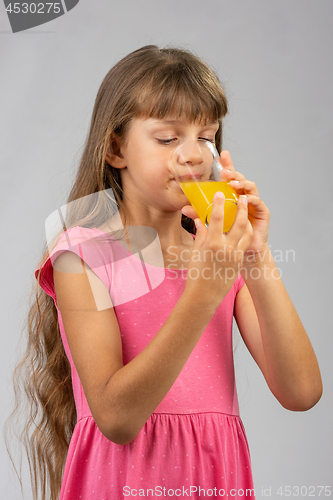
[35,226,256,499]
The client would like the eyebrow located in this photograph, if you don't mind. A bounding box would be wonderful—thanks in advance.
[152,119,219,127]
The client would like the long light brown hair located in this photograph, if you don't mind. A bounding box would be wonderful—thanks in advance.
[3,44,228,500]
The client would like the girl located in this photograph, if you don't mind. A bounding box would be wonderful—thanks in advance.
[6,45,322,500]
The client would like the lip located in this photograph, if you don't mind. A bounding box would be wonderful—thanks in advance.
[179,173,202,180]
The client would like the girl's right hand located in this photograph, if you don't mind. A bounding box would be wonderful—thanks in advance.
[183,193,253,308]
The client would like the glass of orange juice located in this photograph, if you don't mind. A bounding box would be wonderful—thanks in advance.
[169,140,239,233]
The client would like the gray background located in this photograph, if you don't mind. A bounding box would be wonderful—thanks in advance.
[1,0,332,498]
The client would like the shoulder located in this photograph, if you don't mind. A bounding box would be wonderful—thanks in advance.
[35,226,113,304]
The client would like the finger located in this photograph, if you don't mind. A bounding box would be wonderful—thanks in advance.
[226,195,249,243]
[207,191,225,240]
[229,179,259,196]
[219,150,235,171]
[219,168,245,181]
[181,204,199,220]
[244,194,269,216]
[238,219,254,254]
[219,169,247,186]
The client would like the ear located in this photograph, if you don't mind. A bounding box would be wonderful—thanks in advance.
[105,136,126,169]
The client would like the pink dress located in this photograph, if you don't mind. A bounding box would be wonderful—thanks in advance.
[35,226,256,500]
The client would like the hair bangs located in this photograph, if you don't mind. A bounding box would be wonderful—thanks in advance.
[133,65,227,125]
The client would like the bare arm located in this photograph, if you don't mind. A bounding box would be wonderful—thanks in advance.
[234,244,323,411]
[101,291,217,444]
[205,151,323,412]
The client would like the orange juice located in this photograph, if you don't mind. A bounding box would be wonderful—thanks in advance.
[179,180,238,233]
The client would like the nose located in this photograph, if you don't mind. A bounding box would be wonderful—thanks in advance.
[177,140,204,166]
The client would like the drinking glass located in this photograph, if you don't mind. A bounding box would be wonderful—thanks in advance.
[169,140,239,233]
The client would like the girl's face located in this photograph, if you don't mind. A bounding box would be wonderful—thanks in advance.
[114,115,220,216]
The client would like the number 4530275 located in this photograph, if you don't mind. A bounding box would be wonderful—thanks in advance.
[276,485,331,496]
[5,3,61,14]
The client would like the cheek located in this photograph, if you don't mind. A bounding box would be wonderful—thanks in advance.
[124,142,171,183]
[144,155,170,180]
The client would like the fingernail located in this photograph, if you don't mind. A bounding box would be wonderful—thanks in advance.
[194,218,202,228]
[215,191,224,199]
[230,180,240,184]
[239,195,248,205]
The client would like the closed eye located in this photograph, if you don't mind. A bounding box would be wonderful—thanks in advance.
[157,138,176,145]
[157,137,215,145]
[199,138,215,144]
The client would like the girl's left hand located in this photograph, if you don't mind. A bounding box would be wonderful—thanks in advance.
[182,150,270,259]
